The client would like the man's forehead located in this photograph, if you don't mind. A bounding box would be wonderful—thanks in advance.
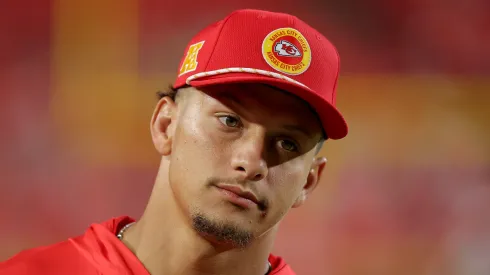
[200,83,311,109]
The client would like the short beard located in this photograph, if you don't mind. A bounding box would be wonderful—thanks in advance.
[192,212,253,248]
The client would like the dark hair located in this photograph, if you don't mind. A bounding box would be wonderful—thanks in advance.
[156,85,179,101]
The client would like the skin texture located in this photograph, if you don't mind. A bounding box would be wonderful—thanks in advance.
[122,83,327,275]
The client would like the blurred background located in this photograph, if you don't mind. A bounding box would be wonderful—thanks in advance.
[1,0,489,274]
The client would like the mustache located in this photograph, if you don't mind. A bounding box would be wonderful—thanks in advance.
[207,177,269,210]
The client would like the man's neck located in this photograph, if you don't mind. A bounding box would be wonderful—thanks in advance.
[121,183,276,275]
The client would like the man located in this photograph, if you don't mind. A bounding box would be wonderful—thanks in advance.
[0,9,348,275]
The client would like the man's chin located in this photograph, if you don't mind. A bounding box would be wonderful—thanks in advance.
[191,212,254,249]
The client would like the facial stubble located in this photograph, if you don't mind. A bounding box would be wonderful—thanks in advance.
[191,212,253,248]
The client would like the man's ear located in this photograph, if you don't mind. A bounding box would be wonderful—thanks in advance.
[292,157,327,208]
[150,97,177,156]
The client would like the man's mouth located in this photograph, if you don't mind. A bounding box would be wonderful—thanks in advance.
[215,184,265,210]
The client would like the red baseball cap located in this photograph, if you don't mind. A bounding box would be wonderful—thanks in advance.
[173,9,348,140]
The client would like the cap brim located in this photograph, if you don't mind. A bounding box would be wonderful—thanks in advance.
[182,73,348,140]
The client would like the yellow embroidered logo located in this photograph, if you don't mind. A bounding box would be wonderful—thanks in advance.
[262,28,311,75]
[179,41,205,76]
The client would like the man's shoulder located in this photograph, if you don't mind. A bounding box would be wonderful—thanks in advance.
[269,254,296,275]
[0,216,139,275]
[0,237,90,275]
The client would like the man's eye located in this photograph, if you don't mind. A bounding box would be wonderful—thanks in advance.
[278,139,298,152]
[218,115,241,128]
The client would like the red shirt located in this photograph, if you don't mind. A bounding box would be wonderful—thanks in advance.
[0,216,295,275]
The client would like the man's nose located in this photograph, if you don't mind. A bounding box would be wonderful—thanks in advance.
[230,133,268,182]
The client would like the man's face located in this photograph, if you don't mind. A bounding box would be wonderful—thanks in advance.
[161,83,325,247]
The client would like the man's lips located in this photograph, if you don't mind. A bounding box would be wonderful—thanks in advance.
[215,184,262,208]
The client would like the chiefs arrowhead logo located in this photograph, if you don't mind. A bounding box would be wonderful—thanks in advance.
[262,28,311,75]
[274,40,302,57]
